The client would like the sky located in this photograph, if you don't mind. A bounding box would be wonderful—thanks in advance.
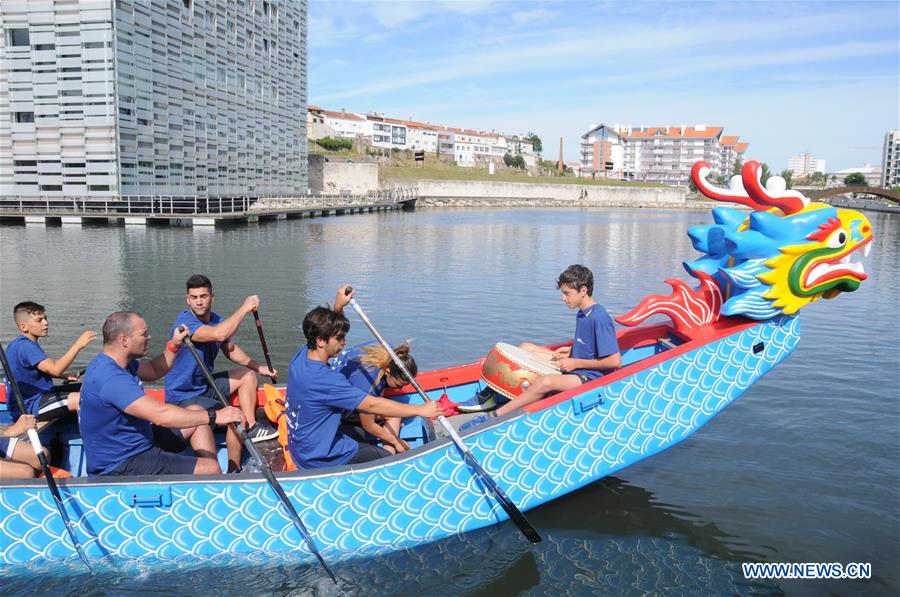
[308,1,899,171]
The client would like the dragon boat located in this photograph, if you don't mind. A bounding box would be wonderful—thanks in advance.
[0,160,873,576]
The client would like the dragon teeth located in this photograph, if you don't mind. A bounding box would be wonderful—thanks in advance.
[864,244,871,257]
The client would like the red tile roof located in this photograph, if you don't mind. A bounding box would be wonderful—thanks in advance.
[720,135,740,146]
[623,126,723,139]
[735,142,749,152]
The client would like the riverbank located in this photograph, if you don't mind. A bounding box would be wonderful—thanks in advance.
[382,178,686,208]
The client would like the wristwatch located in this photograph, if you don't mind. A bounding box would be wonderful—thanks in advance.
[206,407,217,427]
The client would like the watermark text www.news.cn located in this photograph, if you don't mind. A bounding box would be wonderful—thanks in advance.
[742,562,871,580]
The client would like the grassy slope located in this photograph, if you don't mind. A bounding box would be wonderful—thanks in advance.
[378,158,666,188]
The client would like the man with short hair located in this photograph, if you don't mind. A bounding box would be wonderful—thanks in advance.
[164,275,278,472]
[79,311,243,477]
[5,301,96,421]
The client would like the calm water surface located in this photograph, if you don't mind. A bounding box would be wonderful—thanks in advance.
[0,208,897,596]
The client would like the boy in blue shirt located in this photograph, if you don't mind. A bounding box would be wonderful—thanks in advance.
[5,301,96,421]
[164,275,278,472]
[286,286,441,469]
[464,264,621,429]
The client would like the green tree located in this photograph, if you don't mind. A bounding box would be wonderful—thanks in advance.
[731,158,743,177]
[503,153,513,167]
[512,155,526,169]
[760,162,771,186]
[844,172,867,186]
[525,132,542,154]
[779,169,794,189]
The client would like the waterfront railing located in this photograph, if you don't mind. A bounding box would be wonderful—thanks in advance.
[0,188,417,216]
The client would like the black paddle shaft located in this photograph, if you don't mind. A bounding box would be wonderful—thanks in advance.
[343,287,542,544]
[252,311,277,383]
[0,341,93,572]
[179,329,338,585]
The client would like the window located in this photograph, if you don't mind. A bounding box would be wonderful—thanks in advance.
[8,28,30,46]
[34,43,55,51]
[41,185,63,191]
[14,112,35,123]
[89,185,111,191]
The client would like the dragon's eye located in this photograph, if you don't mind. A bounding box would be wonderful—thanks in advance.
[827,229,848,248]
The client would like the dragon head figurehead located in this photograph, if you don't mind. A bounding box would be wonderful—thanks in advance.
[684,160,873,319]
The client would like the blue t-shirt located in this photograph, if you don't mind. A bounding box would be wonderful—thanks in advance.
[286,346,368,469]
[331,342,387,396]
[570,303,620,380]
[4,336,53,419]
[79,352,152,476]
[164,309,229,403]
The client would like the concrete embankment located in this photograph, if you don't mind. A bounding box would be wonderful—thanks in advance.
[381,179,686,207]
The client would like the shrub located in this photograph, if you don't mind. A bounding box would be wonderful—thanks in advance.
[315,136,353,151]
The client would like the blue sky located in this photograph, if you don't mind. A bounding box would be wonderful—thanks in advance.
[308,1,899,171]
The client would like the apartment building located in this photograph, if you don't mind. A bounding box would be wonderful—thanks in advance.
[787,152,826,176]
[881,129,899,188]
[305,106,534,167]
[1,0,308,199]
[580,123,748,184]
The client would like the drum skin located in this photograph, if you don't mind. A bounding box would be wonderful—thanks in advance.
[481,343,560,399]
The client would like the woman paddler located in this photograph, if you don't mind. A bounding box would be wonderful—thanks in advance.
[331,341,417,454]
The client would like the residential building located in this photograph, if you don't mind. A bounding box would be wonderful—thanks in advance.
[720,136,749,177]
[580,123,743,184]
[1,0,309,199]
[313,107,370,140]
[881,130,899,188]
[787,152,826,176]
[304,106,534,168]
[830,164,883,187]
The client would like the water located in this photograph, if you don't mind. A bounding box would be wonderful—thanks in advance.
[1,208,897,596]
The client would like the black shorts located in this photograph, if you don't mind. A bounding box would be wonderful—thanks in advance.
[35,389,73,422]
[346,442,391,465]
[108,445,197,476]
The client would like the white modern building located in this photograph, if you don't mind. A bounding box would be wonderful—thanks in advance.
[881,129,899,188]
[580,123,746,184]
[787,152,826,176]
[1,0,308,200]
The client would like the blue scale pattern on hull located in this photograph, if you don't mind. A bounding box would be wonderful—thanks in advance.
[0,316,799,571]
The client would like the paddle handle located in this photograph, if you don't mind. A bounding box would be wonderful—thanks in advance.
[252,311,277,383]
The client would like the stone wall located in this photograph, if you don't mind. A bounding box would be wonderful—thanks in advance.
[307,155,379,195]
[381,179,685,207]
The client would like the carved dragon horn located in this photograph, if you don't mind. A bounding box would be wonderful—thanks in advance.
[741,161,810,215]
[690,161,768,211]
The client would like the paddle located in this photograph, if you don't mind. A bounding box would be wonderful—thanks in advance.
[343,288,542,544]
[252,311,277,383]
[180,328,338,585]
[0,341,93,572]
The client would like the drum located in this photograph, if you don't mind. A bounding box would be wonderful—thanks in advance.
[481,342,561,400]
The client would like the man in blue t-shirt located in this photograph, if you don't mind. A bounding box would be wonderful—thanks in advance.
[286,286,441,469]
[164,275,278,472]
[463,264,621,429]
[4,301,96,421]
[79,311,242,477]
